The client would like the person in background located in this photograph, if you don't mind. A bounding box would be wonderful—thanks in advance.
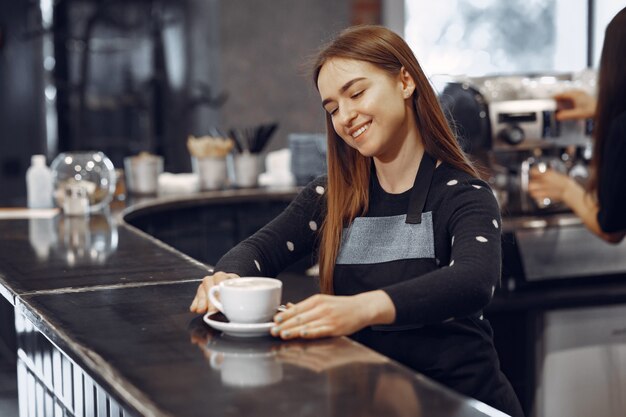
[190,25,523,416]
[529,7,626,243]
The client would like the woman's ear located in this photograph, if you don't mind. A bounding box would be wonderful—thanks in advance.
[399,67,416,98]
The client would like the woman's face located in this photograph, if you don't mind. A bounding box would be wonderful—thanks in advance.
[317,57,415,159]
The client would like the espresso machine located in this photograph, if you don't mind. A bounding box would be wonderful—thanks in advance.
[439,74,594,216]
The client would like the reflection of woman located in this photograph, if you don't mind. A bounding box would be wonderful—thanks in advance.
[529,7,626,243]
[190,25,522,416]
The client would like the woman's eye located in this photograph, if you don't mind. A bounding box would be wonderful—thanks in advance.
[329,108,338,116]
[351,90,364,99]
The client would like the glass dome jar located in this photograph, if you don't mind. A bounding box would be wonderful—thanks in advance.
[50,151,116,213]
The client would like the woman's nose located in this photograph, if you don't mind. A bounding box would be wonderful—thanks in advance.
[339,106,358,127]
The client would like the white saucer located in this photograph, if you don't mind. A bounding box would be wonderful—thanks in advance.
[203,312,274,338]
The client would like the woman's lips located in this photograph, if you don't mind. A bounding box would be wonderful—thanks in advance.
[351,122,371,140]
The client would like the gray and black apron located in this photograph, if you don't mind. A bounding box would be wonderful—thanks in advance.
[333,154,524,417]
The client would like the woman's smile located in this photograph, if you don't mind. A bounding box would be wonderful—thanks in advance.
[350,121,371,141]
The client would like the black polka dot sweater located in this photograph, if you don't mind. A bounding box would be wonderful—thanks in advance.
[214,161,503,328]
[215,160,524,415]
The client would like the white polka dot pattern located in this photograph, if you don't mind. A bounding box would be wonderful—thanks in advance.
[492,219,499,229]
[315,186,325,195]
[254,260,261,272]
[472,185,482,189]
[451,235,455,246]
[446,179,458,186]
[475,236,488,243]
[449,260,455,266]
[443,317,455,323]
[491,286,495,297]
[286,241,295,251]
[309,221,318,231]
[479,315,484,320]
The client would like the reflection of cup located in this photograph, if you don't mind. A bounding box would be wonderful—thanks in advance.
[210,351,283,387]
[208,277,282,323]
[234,152,260,188]
[192,156,228,190]
[124,154,163,195]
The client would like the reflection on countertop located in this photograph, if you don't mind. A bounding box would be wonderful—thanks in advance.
[29,214,118,265]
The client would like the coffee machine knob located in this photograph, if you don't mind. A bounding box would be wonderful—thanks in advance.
[497,125,525,145]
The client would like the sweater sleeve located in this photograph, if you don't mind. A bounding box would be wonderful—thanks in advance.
[213,176,327,277]
[597,113,626,233]
[382,178,502,326]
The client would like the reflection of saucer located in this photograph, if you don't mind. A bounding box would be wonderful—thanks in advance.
[203,312,274,338]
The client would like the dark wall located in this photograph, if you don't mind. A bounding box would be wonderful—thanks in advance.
[0,2,46,205]
[0,1,350,204]
[218,1,350,152]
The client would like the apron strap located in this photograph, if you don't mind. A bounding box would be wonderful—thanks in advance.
[405,153,436,224]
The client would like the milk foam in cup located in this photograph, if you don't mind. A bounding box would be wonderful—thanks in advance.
[208,277,282,323]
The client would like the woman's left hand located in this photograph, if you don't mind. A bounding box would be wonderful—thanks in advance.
[271,291,395,340]
[528,167,573,204]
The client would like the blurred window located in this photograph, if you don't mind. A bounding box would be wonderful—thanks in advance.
[403,0,618,76]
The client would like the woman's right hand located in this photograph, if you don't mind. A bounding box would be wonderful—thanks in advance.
[189,272,239,314]
[554,90,596,121]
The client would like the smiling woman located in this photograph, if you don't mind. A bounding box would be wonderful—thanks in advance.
[318,59,416,160]
[190,25,523,417]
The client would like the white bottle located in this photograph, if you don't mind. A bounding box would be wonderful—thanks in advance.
[26,155,53,209]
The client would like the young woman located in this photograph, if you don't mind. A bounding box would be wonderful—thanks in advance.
[529,7,626,243]
[190,25,523,416]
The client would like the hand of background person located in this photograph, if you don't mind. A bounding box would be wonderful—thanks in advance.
[528,167,574,205]
[270,290,395,340]
[189,271,240,314]
[554,90,596,121]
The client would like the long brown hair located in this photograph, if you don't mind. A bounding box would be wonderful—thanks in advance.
[589,7,626,194]
[312,25,478,294]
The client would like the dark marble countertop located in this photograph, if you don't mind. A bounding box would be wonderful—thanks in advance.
[0,189,510,417]
[0,214,208,304]
[16,281,501,417]
[0,188,299,304]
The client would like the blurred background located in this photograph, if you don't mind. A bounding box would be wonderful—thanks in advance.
[1,2,626,417]
[0,0,622,205]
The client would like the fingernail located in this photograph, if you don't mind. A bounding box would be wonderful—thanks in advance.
[271,326,280,335]
[281,330,290,338]
[275,315,283,323]
[301,330,308,337]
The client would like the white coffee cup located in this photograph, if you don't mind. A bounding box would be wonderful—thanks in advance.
[208,277,282,323]
[210,352,283,387]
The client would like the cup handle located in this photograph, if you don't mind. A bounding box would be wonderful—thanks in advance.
[208,285,224,313]
[210,352,224,370]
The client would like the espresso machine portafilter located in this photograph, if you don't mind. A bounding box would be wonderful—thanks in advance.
[440,76,593,216]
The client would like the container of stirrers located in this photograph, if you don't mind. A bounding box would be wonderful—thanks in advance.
[187,135,234,190]
[229,122,278,188]
[234,151,260,188]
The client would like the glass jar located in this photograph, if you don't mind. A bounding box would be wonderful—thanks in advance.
[50,151,116,213]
